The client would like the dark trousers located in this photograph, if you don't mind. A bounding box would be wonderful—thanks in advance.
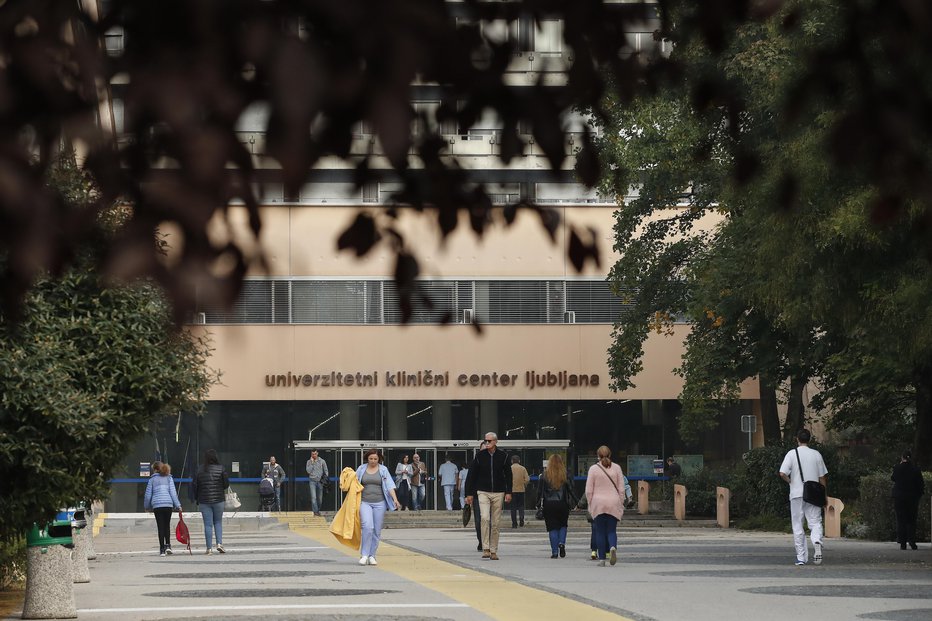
[153,507,173,552]
[510,492,525,526]
[895,496,920,545]
[474,498,483,544]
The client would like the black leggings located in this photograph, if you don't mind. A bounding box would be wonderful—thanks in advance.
[153,507,174,551]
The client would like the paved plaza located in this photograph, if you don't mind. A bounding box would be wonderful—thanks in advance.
[2,517,930,621]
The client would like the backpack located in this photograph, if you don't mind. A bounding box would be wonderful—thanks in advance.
[258,477,275,495]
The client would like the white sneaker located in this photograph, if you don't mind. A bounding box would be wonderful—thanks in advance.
[359,556,369,566]
[813,542,823,565]
[609,546,617,566]
[368,556,378,566]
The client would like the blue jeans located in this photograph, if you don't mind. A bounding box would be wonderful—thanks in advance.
[411,484,425,510]
[359,501,387,558]
[309,481,323,513]
[199,501,225,549]
[592,514,618,560]
[548,526,567,555]
[274,486,282,511]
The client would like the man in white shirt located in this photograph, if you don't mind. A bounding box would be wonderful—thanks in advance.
[779,428,828,566]
[438,454,460,511]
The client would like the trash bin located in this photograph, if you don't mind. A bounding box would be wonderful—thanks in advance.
[66,507,90,584]
[23,521,77,619]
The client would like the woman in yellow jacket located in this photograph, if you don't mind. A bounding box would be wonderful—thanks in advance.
[330,449,400,565]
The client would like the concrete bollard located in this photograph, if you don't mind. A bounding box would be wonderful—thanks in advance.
[824,496,845,538]
[637,481,650,515]
[71,527,90,583]
[85,505,97,560]
[674,484,687,521]
[716,487,730,528]
[23,523,77,619]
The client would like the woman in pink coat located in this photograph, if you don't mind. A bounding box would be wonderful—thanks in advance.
[585,445,626,566]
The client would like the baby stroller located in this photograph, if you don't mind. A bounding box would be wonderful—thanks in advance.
[258,476,276,512]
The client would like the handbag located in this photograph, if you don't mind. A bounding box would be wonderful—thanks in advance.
[795,448,827,507]
[535,508,545,520]
[174,510,191,554]
[224,488,242,510]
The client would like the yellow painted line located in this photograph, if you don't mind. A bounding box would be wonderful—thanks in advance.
[288,524,633,621]
[93,512,108,537]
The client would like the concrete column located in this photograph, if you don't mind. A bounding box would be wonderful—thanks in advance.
[71,528,90,583]
[23,546,76,619]
[637,481,650,515]
[85,506,97,560]
[716,487,730,528]
[825,497,845,538]
[339,401,360,439]
[386,401,407,440]
[479,400,499,437]
[674,483,687,521]
[433,401,452,440]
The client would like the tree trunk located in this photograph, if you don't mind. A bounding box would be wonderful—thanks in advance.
[914,365,932,470]
[782,375,807,441]
[758,375,781,444]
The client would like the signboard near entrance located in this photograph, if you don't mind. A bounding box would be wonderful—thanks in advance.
[626,455,658,478]
[578,455,599,476]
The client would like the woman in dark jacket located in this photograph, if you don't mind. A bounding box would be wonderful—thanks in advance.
[536,453,578,558]
[194,449,229,554]
[892,450,926,550]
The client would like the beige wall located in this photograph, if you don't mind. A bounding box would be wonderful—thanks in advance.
[193,323,759,402]
[188,204,620,278]
[180,202,754,406]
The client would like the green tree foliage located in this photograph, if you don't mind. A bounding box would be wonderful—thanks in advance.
[596,0,932,465]
[0,154,215,541]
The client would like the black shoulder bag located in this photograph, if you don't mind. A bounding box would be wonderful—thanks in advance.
[795,448,827,508]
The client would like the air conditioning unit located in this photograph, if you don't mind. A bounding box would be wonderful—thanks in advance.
[563,311,576,324]
[463,308,475,324]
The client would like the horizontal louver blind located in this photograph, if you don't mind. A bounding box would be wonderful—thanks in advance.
[196,279,637,325]
[566,281,634,323]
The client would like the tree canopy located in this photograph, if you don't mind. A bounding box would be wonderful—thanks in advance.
[596,0,932,466]
[2,0,929,323]
[0,155,215,540]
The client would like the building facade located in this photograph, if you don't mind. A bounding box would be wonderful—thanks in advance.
[104,2,763,511]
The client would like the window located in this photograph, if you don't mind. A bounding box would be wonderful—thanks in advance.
[194,278,637,325]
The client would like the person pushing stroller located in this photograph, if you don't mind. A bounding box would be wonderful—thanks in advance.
[258,474,276,512]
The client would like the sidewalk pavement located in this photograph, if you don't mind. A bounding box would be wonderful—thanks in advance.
[2,515,930,621]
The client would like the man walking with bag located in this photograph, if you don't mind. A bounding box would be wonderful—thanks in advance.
[779,428,828,566]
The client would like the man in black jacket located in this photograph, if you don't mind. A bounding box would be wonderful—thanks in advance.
[465,432,512,560]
